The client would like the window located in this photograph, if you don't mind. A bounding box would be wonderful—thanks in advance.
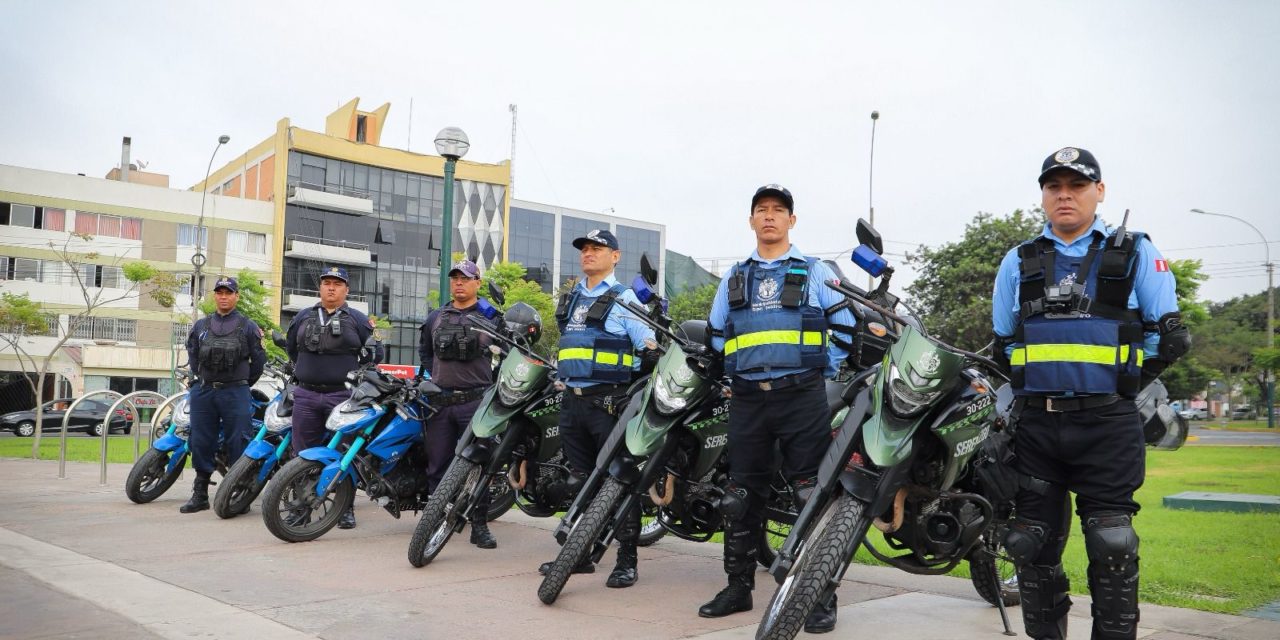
[72,212,141,239]
[172,322,192,341]
[2,257,42,281]
[98,215,121,238]
[75,211,98,234]
[78,264,124,288]
[42,208,65,231]
[6,204,36,228]
[227,230,267,254]
[71,317,136,341]
[177,224,208,249]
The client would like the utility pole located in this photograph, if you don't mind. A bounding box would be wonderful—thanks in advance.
[509,104,518,199]
[868,110,880,291]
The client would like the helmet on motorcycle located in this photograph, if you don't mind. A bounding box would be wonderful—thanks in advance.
[503,302,542,346]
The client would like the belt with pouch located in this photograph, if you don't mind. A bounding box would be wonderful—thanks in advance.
[298,382,347,393]
[200,379,249,389]
[1016,394,1121,413]
[732,370,822,393]
[570,382,628,397]
[430,387,488,407]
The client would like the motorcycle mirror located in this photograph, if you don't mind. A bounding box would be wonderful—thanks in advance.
[640,253,659,288]
[271,329,287,349]
[855,218,884,255]
[487,280,506,307]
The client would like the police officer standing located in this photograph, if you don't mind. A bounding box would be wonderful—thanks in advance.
[286,266,380,530]
[700,185,856,634]
[419,259,499,549]
[536,229,656,588]
[181,276,267,513]
[992,148,1188,640]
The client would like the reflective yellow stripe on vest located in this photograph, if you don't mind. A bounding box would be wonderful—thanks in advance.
[724,330,826,356]
[558,347,635,367]
[1010,344,1142,367]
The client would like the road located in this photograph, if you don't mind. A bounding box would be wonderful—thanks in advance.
[1187,424,1280,446]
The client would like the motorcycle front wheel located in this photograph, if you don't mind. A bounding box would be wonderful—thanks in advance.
[260,457,354,543]
[212,456,266,519]
[124,448,187,504]
[756,494,871,640]
[407,458,481,567]
[537,476,626,605]
[968,524,1021,607]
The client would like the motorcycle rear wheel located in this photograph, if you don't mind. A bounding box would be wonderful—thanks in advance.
[756,494,870,640]
[124,448,186,504]
[538,476,626,605]
[260,458,353,543]
[408,458,480,567]
[212,456,265,519]
[485,471,516,522]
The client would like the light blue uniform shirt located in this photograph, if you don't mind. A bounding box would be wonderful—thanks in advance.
[992,216,1179,359]
[709,245,856,380]
[562,273,656,388]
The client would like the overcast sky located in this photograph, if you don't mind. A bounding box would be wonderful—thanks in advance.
[3,1,1277,302]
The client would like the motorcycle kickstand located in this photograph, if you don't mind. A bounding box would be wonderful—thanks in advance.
[993,585,1015,636]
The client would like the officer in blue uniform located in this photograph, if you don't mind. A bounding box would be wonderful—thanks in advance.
[418,259,500,549]
[700,185,857,634]
[181,276,267,513]
[992,148,1189,640]
[536,228,656,588]
[286,266,380,529]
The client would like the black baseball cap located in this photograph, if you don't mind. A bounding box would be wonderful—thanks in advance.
[213,276,238,293]
[319,266,349,284]
[1038,147,1102,185]
[751,184,794,212]
[572,229,620,251]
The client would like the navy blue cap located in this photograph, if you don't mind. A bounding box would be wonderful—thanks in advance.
[448,260,481,279]
[319,266,349,284]
[752,184,794,212]
[213,276,238,293]
[572,229,620,251]
[1038,147,1101,185]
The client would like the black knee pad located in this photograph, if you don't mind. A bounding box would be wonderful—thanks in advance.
[1082,512,1139,567]
[1003,517,1050,567]
[718,482,750,523]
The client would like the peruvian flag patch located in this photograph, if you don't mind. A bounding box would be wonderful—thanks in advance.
[1154,259,1169,272]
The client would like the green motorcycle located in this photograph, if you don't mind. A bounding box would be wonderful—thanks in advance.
[757,219,1019,640]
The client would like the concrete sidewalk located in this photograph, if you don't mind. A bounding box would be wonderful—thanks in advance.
[0,458,1274,640]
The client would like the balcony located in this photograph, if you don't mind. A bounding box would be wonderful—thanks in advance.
[284,234,373,266]
[287,183,374,216]
[282,288,369,315]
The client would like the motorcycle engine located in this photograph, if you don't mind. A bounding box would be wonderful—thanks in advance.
[889,496,985,561]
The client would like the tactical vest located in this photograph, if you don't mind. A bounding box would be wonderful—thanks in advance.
[1011,232,1145,397]
[432,308,483,362]
[298,307,362,356]
[198,315,249,377]
[556,284,634,383]
[723,257,829,376]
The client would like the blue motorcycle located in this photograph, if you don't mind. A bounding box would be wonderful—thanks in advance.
[212,359,296,518]
[260,367,441,542]
[124,369,273,504]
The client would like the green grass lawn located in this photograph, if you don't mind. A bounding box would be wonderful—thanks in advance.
[5,440,1277,614]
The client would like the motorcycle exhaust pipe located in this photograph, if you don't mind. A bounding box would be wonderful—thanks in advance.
[648,474,675,506]
[872,487,908,533]
[508,459,527,490]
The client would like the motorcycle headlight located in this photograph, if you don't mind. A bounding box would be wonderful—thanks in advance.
[496,378,533,407]
[171,397,191,430]
[652,363,696,416]
[325,400,371,431]
[264,400,291,433]
[886,363,943,417]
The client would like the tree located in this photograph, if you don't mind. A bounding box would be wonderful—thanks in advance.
[669,283,718,325]
[1195,290,1277,405]
[1161,259,1219,400]
[904,209,1044,350]
[0,293,56,408]
[481,261,561,358]
[0,232,181,458]
[197,267,283,360]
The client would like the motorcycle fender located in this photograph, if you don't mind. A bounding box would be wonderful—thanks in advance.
[837,466,878,504]
[607,452,641,486]
[152,433,186,452]
[164,448,189,474]
[298,448,342,465]
[459,437,492,465]
[255,454,278,484]
[316,460,354,496]
[242,439,275,460]
[867,461,915,517]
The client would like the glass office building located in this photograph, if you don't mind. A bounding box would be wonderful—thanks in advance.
[508,199,665,295]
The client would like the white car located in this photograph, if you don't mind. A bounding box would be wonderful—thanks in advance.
[1178,408,1209,421]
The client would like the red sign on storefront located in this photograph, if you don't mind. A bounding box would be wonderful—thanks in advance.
[377,364,418,380]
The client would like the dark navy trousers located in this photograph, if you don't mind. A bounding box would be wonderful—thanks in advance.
[290,387,349,454]
[188,384,252,476]
[424,397,483,492]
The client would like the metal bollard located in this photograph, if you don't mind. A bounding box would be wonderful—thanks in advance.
[58,390,122,480]
[102,391,169,486]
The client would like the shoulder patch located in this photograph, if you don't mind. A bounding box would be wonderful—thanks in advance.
[1154,259,1169,272]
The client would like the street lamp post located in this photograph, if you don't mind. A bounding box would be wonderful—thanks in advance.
[434,127,470,308]
[1192,208,1275,428]
[868,110,880,291]
[193,135,230,322]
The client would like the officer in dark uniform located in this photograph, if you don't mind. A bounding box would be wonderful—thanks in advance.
[419,259,500,549]
[286,265,380,530]
[992,148,1188,640]
[181,275,267,513]
[701,185,856,634]
[535,229,656,588]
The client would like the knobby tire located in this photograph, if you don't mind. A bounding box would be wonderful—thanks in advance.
[212,456,265,519]
[407,459,479,567]
[537,476,626,605]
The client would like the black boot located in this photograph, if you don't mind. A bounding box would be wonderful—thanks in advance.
[804,592,838,634]
[698,580,753,618]
[338,507,356,529]
[1018,564,1071,640]
[179,475,211,513]
[607,507,639,588]
[699,524,756,617]
[469,520,497,549]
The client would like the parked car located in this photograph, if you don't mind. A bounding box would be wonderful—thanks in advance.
[1230,406,1257,421]
[1178,407,1209,421]
[1,398,134,437]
